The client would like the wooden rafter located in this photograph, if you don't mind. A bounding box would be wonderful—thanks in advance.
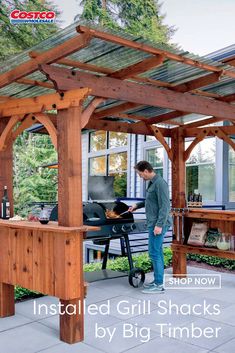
[0,33,91,89]
[85,119,171,137]
[144,111,187,125]
[113,113,180,125]
[41,64,235,121]
[29,51,113,75]
[16,78,54,90]
[147,125,173,161]
[93,102,141,119]
[184,117,224,129]
[109,55,164,79]
[0,88,90,117]
[77,25,235,79]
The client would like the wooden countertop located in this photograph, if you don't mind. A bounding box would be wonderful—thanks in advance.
[173,208,235,221]
[0,220,100,233]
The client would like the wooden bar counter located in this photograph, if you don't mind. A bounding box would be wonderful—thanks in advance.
[171,208,235,276]
[0,220,99,324]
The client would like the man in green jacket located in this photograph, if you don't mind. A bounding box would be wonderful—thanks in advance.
[129,161,172,294]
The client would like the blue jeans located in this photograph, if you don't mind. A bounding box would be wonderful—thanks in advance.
[148,226,169,285]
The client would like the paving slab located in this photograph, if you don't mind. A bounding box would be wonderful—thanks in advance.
[0,266,234,353]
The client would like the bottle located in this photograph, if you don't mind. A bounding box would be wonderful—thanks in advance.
[1,186,10,219]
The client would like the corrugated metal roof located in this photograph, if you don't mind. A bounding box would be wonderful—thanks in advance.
[0,20,235,126]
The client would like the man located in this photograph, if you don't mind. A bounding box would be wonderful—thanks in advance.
[129,161,172,294]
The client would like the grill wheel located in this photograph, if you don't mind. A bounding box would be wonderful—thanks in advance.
[128,268,145,288]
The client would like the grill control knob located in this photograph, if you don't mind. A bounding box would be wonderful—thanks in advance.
[112,225,118,234]
[131,224,136,231]
[121,225,129,232]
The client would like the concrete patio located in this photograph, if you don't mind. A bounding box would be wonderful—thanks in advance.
[0,266,235,353]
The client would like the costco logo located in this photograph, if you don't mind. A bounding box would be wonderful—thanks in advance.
[10,10,56,24]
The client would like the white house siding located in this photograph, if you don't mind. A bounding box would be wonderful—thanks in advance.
[81,131,232,208]
[82,133,89,201]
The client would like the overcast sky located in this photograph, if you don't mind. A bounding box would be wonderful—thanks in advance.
[53,0,235,56]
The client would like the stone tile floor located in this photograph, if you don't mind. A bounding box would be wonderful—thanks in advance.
[0,266,234,353]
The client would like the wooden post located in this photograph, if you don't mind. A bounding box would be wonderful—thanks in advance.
[171,127,187,276]
[0,117,15,317]
[57,105,84,343]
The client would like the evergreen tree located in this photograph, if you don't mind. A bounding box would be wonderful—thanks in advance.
[0,0,60,215]
[77,0,174,43]
[0,0,60,60]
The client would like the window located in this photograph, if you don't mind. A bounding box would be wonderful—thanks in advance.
[109,152,127,197]
[146,147,164,177]
[229,141,235,202]
[90,156,106,176]
[186,138,216,201]
[109,132,128,148]
[90,131,106,152]
[89,131,128,197]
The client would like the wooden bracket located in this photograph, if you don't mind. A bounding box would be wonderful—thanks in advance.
[0,113,58,152]
[147,124,173,161]
[0,88,90,117]
[81,98,105,128]
[0,115,20,151]
[184,128,210,161]
[33,113,57,150]
[211,127,235,152]
[184,126,235,161]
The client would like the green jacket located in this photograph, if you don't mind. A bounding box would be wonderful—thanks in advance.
[136,174,172,228]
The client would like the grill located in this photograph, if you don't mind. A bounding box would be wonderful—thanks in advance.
[50,201,147,287]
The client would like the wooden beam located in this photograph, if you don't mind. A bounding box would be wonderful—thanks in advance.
[172,73,221,93]
[110,55,164,79]
[41,64,235,121]
[0,88,90,117]
[0,33,91,89]
[183,125,235,137]
[145,111,187,125]
[16,78,54,90]
[31,51,167,87]
[85,119,171,137]
[93,102,141,119]
[29,51,113,75]
[92,73,222,123]
[183,117,224,128]
[77,26,235,79]
[220,93,235,103]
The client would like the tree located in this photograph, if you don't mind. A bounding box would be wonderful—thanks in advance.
[14,132,58,216]
[77,0,174,43]
[0,0,60,215]
[0,0,60,60]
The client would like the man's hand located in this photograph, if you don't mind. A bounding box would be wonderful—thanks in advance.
[128,204,137,213]
[154,226,162,235]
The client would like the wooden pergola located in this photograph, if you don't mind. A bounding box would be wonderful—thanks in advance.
[0,24,235,344]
